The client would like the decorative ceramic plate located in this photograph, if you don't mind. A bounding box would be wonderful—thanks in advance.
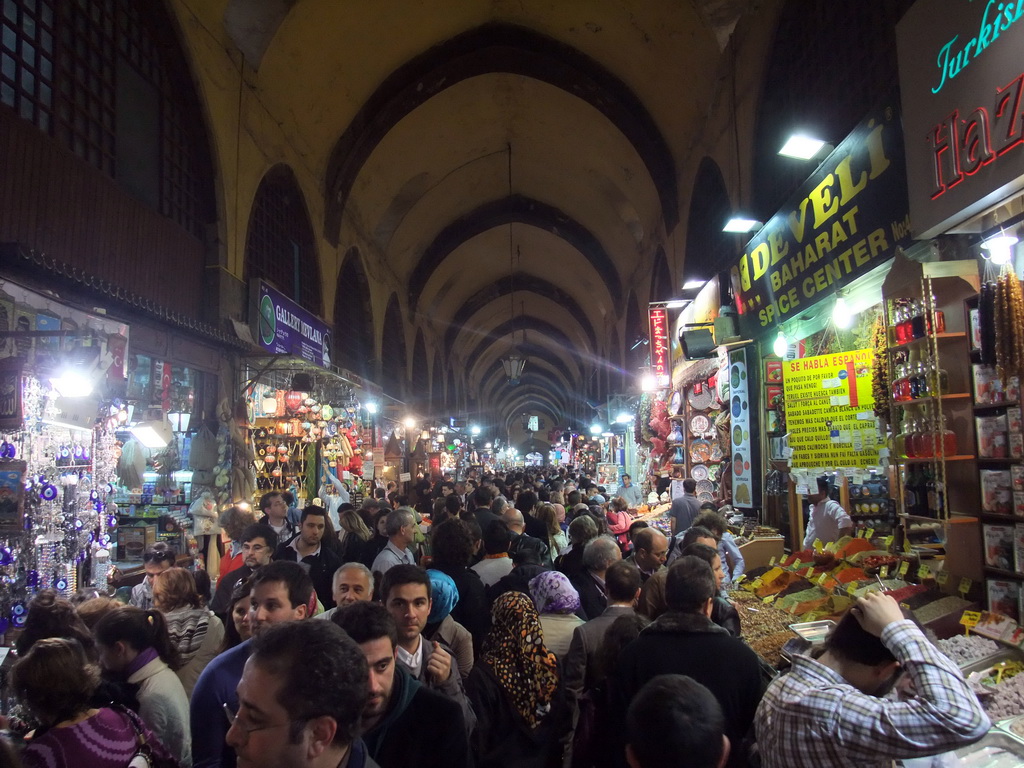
[710,443,724,462]
[691,464,709,481]
[689,414,711,435]
[669,390,683,415]
[707,464,719,481]
[321,405,334,420]
[697,491,715,504]
[696,479,715,496]
[688,385,715,410]
[689,439,712,463]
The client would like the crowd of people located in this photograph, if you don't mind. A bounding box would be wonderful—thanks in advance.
[0,467,996,768]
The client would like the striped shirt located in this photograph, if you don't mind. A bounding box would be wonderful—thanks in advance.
[755,620,989,768]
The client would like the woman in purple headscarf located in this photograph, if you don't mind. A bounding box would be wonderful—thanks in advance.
[528,570,583,660]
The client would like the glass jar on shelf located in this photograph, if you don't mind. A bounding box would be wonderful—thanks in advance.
[938,414,957,456]
[910,299,928,340]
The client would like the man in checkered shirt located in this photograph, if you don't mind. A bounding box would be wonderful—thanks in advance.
[755,591,989,768]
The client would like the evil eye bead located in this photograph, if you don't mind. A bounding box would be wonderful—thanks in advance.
[40,484,58,501]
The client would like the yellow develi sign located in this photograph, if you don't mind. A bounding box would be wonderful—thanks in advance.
[783,348,883,468]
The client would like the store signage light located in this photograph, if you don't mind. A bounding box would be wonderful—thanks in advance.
[648,307,672,388]
[779,134,830,160]
[832,295,853,329]
[723,217,763,234]
[981,231,1019,265]
[773,330,789,358]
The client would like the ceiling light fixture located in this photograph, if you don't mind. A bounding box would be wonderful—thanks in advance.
[778,134,830,160]
[832,293,853,329]
[682,279,705,290]
[981,231,1019,265]
[500,142,527,386]
[773,329,789,358]
[130,408,173,449]
[723,217,763,234]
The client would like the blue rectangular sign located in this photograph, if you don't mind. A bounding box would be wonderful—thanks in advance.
[251,280,333,369]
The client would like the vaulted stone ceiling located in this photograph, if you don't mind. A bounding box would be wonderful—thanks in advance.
[209,0,748,428]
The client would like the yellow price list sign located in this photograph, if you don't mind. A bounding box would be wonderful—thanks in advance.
[936,570,950,586]
[959,577,972,596]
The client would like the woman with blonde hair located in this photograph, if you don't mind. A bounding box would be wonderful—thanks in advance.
[12,638,177,768]
[536,503,568,559]
[338,505,373,563]
[152,567,225,696]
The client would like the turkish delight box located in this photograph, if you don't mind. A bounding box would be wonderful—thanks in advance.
[988,579,1021,622]
[984,523,1014,570]
[981,470,1013,515]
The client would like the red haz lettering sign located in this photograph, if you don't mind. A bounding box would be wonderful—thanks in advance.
[649,308,672,387]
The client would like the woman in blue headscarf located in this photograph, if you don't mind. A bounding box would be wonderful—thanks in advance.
[424,569,475,679]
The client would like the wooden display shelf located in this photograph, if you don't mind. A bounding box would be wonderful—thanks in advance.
[976,456,1023,463]
[983,566,1024,579]
[890,393,972,406]
[887,332,968,351]
[894,455,976,463]
[974,401,1019,411]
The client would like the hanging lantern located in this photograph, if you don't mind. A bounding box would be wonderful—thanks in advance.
[284,391,304,412]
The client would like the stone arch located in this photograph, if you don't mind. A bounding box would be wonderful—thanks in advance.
[624,291,645,389]
[431,352,444,415]
[380,294,406,399]
[650,247,672,303]
[324,23,678,244]
[685,158,733,282]
[410,331,428,409]
[333,246,374,379]
[244,164,322,315]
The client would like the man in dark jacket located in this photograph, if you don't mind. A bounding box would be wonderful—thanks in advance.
[570,535,621,620]
[613,556,764,768]
[502,508,549,564]
[226,619,377,768]
[333,601,469,768]
[273,503,343,608]
[209,523,278,617]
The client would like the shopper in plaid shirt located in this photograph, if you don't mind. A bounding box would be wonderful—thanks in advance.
[755,591,989,768]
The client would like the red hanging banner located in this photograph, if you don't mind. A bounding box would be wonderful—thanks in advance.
[649,307,672,388]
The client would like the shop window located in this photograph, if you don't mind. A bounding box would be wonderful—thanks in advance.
[245,165,323,316]
[0,0,214,237]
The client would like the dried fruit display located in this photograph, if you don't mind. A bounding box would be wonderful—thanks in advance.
[748,630,793,667]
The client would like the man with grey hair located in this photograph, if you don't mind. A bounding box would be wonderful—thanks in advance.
[371,507,416,577]
[571,535,622,620]
[316,562,375,622]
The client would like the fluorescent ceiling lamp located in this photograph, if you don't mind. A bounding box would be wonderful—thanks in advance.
[589,424,603,435]
[602,431,615,437]
[363,401,379,414]
[664,299,688,309]
[131,414,173,449]
[779,134,829,160]
[470,425,481,435]
[723,217,763,233]
[49,370,94,398]
[640,373,658,392]
[982,232,1019,265]
[615,411,633,424]
[682,279,705,290]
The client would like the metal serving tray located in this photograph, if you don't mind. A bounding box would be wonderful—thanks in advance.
[952,730,1024,765]
[788,620,835,644]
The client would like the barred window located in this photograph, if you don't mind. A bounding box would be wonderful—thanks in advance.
[0,0,213,238]
[244,166,323,316]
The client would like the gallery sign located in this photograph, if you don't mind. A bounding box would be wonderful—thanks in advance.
[729,101,912,339]
[250,280,333,369]
[897,0,1024,238]
[648,307,672,387]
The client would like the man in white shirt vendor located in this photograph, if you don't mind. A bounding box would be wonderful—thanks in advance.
[371,507,417,577]
[616,474,644,509]
[803,476,853,550]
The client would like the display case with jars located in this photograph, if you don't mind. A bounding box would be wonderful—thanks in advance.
[881,251,982,580]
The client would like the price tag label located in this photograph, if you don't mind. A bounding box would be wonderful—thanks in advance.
[898,561,910,577]
[792,559,802,571]
[768,556,777,567]
[763,593,777,604]
[918,564,932,580]
[806,567,815,579]
[846,583,858,596]
[817,572,831,587]
[856,528,866,538]
[880,565,890,579]
[960,610,982,629]
[936,570,950,586]
[959,577,972,596]
[883,535,894,549]
[751,578,763,589]
[903,539,915,554]
[813,539,824,553]
[866,528,875,540]
[735,574,746,585]
[825,541,838,553]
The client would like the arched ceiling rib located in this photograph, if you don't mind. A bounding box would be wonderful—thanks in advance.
[409,195,622,315]
[479,359,572,404]
[494,387,566,418]
[469,340,583,393]
[443,273,597,354]
[323,22,679,244]
[460,316,586,375]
